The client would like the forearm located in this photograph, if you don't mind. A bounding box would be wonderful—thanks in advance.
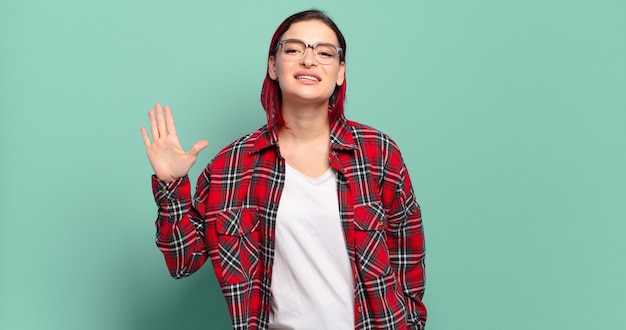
[385,162,427,328]
[153,175,208,278]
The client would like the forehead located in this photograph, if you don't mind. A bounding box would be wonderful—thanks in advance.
[281,20,339,45]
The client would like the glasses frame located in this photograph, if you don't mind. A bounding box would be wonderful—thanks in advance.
[276,38,343,65]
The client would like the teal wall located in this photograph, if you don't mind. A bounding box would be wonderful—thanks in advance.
[1,0,625,329]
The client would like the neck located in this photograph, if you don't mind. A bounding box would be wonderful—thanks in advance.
[276,100,332,178]
[279,101,330,141]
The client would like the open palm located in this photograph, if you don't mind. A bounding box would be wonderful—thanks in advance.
[140,104,208,181]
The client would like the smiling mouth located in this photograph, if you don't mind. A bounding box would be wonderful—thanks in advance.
[296,75,320,82]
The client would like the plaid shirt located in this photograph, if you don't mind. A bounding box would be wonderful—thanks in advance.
[152,116,426,329]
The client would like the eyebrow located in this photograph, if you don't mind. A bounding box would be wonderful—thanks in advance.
[282,38,339,46]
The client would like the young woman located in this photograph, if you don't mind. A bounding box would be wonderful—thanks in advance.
[141,9,426,330]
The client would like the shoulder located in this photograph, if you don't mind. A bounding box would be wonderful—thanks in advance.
[341,119,413,191]
[208,125,269,169]
[345,119,403,155]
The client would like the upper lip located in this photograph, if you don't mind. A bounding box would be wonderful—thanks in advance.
[294,71,321,81]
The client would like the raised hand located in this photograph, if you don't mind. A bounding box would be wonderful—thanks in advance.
[140,104,209,181]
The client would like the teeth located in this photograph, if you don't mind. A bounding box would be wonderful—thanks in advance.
[296,75,319,82]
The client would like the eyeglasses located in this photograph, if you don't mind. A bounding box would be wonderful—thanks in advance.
[276,38,342,65]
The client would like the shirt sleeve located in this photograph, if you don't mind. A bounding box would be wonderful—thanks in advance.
[152,174,209,279]
[385,157,427,329]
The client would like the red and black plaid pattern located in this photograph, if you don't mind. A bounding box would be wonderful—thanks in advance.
[153,117,426,329]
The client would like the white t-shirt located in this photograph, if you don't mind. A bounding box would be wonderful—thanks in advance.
[269,164,354,329]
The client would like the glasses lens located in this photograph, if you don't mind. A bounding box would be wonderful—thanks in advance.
[313,43,338,64]
[282,40,306,61]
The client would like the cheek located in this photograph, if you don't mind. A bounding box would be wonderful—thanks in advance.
[329,68,343,86]
[275,58,290,76]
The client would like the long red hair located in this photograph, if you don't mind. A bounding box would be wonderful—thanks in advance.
[260,10,347,129]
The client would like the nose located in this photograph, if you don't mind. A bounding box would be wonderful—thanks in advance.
[300,45,317,67]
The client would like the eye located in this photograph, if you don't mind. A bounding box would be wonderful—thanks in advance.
[284,48,302,54]
[317,51,335,59]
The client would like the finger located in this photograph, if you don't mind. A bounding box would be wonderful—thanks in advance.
[140,127,152,147]
[148,109,159,139]
[188,140,209,156]
[164,105,177,136]
[155,103,167,137]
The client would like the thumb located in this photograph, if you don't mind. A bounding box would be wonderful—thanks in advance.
[188,140,209,156]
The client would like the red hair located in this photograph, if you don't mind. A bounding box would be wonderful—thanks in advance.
[260,10,347,129]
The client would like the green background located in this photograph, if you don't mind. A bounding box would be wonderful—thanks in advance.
[1,0,624,329]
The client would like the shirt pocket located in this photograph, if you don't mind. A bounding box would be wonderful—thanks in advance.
[215,207,261,284]
[354,202,392,281]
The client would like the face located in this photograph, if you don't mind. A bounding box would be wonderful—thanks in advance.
[268,20,346,107]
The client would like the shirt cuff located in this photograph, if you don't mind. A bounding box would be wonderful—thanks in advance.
[151,175,189,202]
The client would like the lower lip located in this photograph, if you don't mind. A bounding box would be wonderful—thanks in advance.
[296,78,320,85]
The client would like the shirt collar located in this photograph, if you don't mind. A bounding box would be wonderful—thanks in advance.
[250,116,357,154]
[329,116,357,151]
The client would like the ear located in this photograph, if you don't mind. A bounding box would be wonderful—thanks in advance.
[268,55,278,80]
[336,61,346,86]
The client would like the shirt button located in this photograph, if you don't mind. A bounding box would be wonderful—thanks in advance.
[378,220,384,227]
[357,306,362,313]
